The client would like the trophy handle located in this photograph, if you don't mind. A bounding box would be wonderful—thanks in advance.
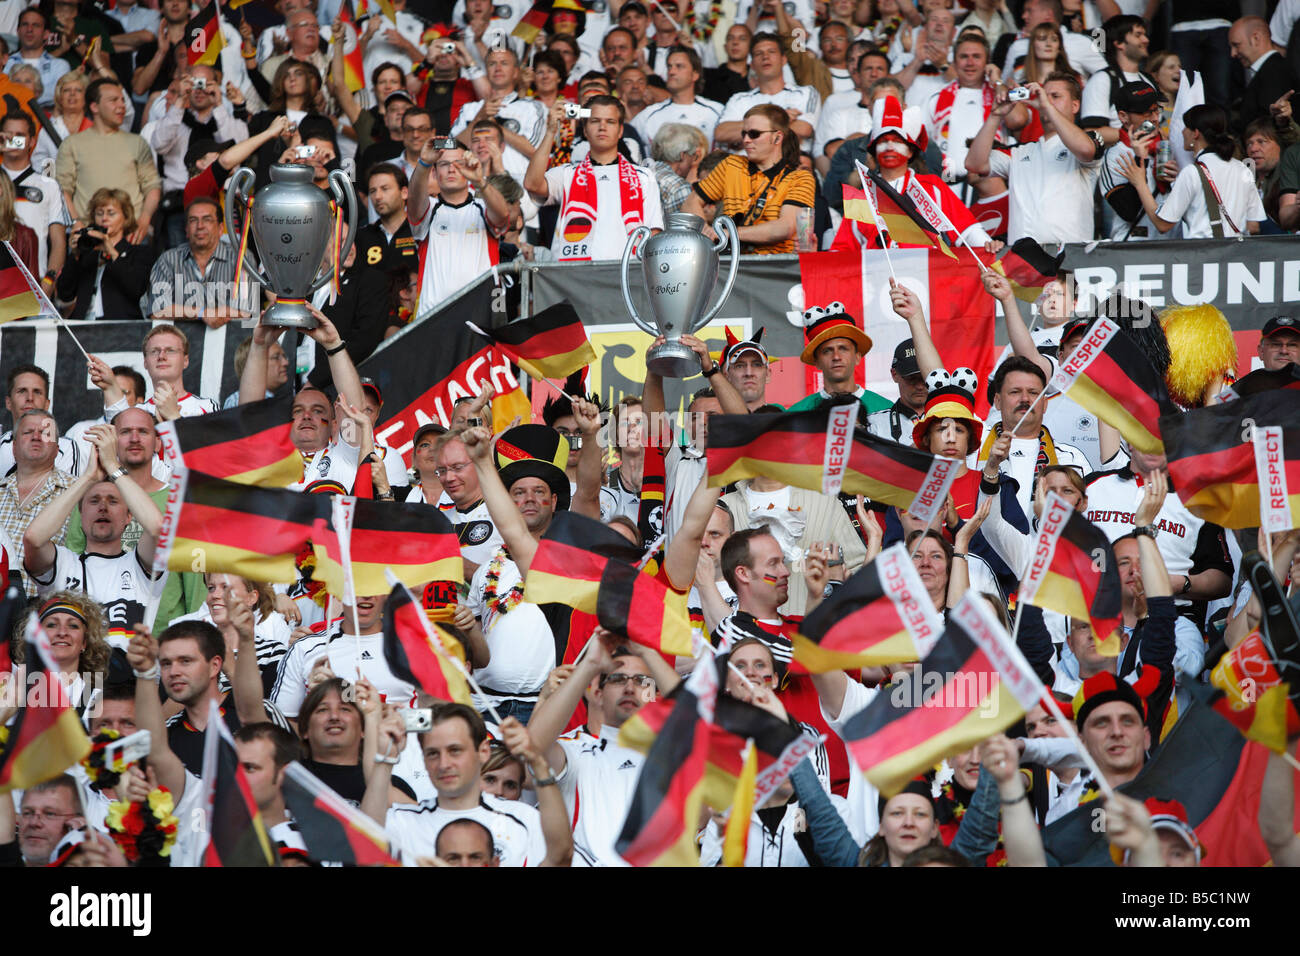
[694,215,740,332]
[223,167,272,288]
[619,224,659,338]
[311,169,360,294]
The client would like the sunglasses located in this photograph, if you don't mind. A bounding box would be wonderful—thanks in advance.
[740,128,774,140]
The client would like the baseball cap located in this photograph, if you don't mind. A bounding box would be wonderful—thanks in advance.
[1115,81,1159,115]
[620,1,648,15]
[359,376,383,405]
[412,421,447,449]
[384,90,415,107]
[892,338,919,377]
[1059,317,1092,345]
[1262,316,1300,339]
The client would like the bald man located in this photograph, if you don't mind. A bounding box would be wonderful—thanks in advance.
[1229,15,1298,133]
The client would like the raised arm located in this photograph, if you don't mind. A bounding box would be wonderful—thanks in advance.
[362,708,407,824]
[965,95,1017,177]
[239,323,281,404]
[23,445,102,577]
[1026,81,1095,165]
[679,333,747,414]
[87,424,163,544]
[664,473,723,590]
[220,114,291,172]
[888,278,942,378]
[981,271,1052,381]
[980,734,1046,866]
[126,626,189,799]
[305,307,365,413]
[500,716,573,866]
[226,599,270,726]
[462,422,538,574]
[528,631,615,772]
[1259,743,1300,866]
[947,497,992,607]
[570,398,605,520]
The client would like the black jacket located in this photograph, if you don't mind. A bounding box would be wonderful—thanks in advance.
[1235,53,1299,135]
[56,236,153,321]
[307,263,394,391]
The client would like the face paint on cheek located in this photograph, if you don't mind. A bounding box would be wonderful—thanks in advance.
[762,574,781,585]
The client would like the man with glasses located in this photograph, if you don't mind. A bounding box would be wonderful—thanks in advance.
[16,776,86,866]
[433,430,501,579]
[395,107,435,183]
[100,325,219,422]
[528,634,679,866]
[406,135,508,317]
[147,197,257,327]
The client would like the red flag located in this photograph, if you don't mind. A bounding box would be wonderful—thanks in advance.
[199,703,277,866]
[281,762,399,865]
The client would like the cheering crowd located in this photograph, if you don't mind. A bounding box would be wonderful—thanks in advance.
[0,0,1298,870]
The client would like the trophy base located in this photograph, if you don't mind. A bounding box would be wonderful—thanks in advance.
[261,299,320,330]
[646,341,703,379]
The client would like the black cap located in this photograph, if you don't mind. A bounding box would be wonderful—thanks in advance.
[359,377,383,405]
[412,421,447,449]
[384,90,414,106]
[1059,317,1092,344]
[1115,81,1159,115]
[1262,316,1300,339]
[184,138,233,170]
[620,1,648,14]
[891,338,919,377]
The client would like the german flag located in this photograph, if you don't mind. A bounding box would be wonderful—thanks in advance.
[0,241,41,323]
[992,237,1064,302]
[0,608,91,794]
[616,656,717,866]
[356,0,397,22]
[154,470,330,583]
[525,512,690,656]
[1161,390,1300,529]
[336,0,367,93]
[721,740,757,867]
[380,578,473,706]
[161,392,301,488]
[793,543,943,672]
[637,446,665,547]
[1209,630,1300,754]
[840,594,1043,795]
[479,302,596,382]
[313,496,463,599]
[620,663,815,812]
[1050,317,1171,456]
[706,403,954,514]
[281,762,399,865]
[186,0,225,67]
[199,702,277,866]
[511,0,552,42]
[863,164,956,257]
[1017,493,1123,656]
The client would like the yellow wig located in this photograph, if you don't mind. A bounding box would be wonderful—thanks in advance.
[1160,304,1237,408]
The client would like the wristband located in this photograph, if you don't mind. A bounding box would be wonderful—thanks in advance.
[417,157,433,168]
[325,340,347,356]
[133,663,160,681]
[1000,791,1028,806]
[372,752,400,765]
[1182,574,1192,594]
[703,364,722,377]
[952,552,968,560]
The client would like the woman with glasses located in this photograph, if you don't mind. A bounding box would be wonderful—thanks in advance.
[56,187,152,321]
[682,103,816,253]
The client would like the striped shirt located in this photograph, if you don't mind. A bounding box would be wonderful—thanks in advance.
[692,155,816,254]
[0,467,75,595]
[146,238,260,318]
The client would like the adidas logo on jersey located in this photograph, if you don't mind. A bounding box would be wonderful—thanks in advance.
[361,650,373,660]
[618,760,635,770]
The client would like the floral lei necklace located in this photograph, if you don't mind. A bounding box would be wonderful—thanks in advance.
[484,546,525,614]
[683,0,727,44]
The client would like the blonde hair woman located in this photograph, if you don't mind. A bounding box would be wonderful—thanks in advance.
[0,174,39,279]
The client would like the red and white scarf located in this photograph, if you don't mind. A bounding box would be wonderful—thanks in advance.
[931,79,996,144]
[557,154,645,262]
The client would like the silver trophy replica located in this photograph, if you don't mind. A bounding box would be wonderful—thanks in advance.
[225,163,359,329]
[620,212,740,378]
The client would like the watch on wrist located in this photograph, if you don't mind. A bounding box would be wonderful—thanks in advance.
[325,340,348,356]
[108,466,128,482]
[1132,524,1158,540]
[1182,574,1192,594]
[703,364,722,377]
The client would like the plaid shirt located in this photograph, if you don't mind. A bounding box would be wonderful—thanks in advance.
[0,468,75,595]
[653,161,694,217]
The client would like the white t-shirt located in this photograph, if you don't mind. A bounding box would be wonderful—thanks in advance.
[1002,30,1107,81]
[290,437,362,492]
[450,93,547,175]
[1156,151,1267,239]
[468,550,555,700]
[30,547,163,650]
[374,440,410,490]
[541,159,664,261]
[6,166,71,277]
[718,85,822,145]
[557,724,643,867]
[411,194,501,317]
[814,97,873,158]
[987,133,1101,245]
[923,85,988,182]
[442,498,502,567]
[271,627,416,719]
[104,391,219,422]
[1080,69,1150,130]
[0,432,87,478]
[385,792,548,866]
[821,676,881,844]
[632,97,724,147]
[979,433,1088,518]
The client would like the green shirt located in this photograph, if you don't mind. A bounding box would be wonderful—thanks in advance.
[787,387,892,416]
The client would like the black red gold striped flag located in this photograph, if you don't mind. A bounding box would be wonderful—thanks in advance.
[616,655,718,865]
[153,470,330,583]
[281,762,399,865]
[0,241,42,323]
[0,603,91,794]
[525,511,691,655]
[1161,390,1300,529]
[511,0,553,44]
[1050,317,1171,455]
[1209,629,1300,754]
[336,0,367,92]
[478,302,596,382]
[619,662,815,812]
[706,401,958,517]
[721,739,757,867]
[313,496,463,599]
[840,594,1043,795]
[1017,492,1123,656]
[793,543,942,672]
[186,0,225,66]
[637,446,665,547]
[992,238,1064,302]
[380,578,473,706]
[159,392,301,488]
[1229,363,1300,398]
[862,165,956,257]
[200,702,277,866]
